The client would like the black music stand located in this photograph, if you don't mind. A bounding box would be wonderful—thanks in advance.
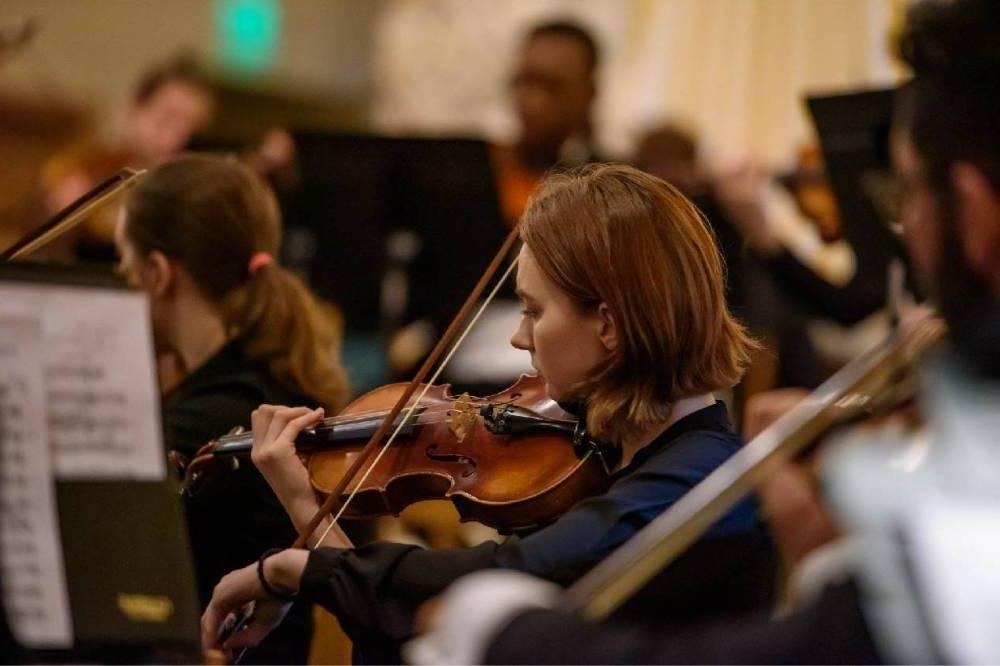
[0,262,201,663]
[806,88,912,300]
[289,132,505,333]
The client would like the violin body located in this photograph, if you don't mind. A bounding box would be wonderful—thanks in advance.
[310,376,610,530]
[182,375,614,532]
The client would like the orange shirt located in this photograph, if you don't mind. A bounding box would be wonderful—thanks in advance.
[489,143,547,228]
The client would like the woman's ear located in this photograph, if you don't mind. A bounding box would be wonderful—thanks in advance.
[597,303,618,353]
[145,250,175,299]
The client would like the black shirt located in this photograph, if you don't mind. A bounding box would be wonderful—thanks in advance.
[299,402,775,663]
[162,339,314,665]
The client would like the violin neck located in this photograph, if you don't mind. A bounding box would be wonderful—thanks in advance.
[210,412,421,458]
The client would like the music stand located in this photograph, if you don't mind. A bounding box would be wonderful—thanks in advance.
[806,88,909,300]
[0,262,201,663]
[288,132,505,332]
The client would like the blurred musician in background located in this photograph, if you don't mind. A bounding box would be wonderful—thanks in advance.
[635,125,858,309]
[407,1,1000,662]
[491,20,606,226]
[636,125,815,397]
[115,154,349,664]
[41,55,216,262]
[424,20,608,421]
[635,124,863,398]
[117,56,216,168]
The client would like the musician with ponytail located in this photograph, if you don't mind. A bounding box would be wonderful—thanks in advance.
[115,153,349,663]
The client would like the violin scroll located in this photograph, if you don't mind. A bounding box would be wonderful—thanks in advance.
[178,426,247,496]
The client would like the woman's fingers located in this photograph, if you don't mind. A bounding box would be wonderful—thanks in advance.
[251,404,278,441]
[262,405,311,446]
[251,405,314,464]
[280,407,325,444]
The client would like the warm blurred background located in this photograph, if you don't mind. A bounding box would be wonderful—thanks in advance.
[3,0,900,158]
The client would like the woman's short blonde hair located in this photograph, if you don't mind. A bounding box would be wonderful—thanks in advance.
[520,163,757,443]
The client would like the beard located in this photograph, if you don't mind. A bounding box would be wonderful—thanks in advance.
[929,193,1000,376]
[930,194,995,330]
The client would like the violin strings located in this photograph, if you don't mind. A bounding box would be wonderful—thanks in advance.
[213,412,457,451]
[314,255,521,548]
[320,407,412,425]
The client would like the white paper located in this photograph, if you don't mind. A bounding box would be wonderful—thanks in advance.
[0,316,73,647]
[0,283,164,480]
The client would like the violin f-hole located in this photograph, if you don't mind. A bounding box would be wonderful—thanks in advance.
[425,444,477,478]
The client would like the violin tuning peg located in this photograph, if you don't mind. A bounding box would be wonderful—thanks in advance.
[230,458,240,471]
[167,450,190,478]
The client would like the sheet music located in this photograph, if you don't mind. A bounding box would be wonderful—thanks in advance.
[0,282,165,480]
[0,316,73,647]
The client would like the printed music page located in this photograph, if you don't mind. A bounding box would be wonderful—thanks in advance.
[0,282,165,480]
[0,316,73,647]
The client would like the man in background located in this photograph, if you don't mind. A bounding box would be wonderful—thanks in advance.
[492,20,604,225]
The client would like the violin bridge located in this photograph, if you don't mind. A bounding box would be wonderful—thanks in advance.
[448,393,478,443]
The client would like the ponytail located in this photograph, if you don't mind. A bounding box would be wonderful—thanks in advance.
[124,154,350,411]
[224,266,349,411]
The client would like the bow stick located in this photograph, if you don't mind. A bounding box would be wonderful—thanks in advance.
[1,167,145,261]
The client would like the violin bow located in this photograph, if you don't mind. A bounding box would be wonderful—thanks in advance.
[561,314,945,620]
[1,167,146,261]
[291,225,523,550]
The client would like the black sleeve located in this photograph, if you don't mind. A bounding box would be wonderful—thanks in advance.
[162,377,318,663]
[762,248,886,326]
[299,541,502,661]
[297,432,756,652]
[485,580,881,665]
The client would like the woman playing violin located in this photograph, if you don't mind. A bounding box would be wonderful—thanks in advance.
[115,154,349,663]
[203,164,773,662]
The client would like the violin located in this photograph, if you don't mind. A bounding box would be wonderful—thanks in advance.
[178,374,618,532]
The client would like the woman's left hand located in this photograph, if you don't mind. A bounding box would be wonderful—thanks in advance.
[201,549,309,651]
[250,405,327,535]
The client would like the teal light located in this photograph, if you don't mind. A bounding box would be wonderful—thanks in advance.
[215,0,282,75]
